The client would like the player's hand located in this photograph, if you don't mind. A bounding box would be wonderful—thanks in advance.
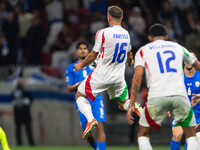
[191,94,200,107]
[127,60,134,67]
[127,107,135,125]
[74,63,83,72]
[130,60,134,67]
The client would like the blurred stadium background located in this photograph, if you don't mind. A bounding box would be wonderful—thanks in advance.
[0,0,199,149]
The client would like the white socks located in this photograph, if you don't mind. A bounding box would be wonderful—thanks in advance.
[123,99,130,111]
[77,96,94,122]
[138,136,152,150]
[186,136,198,150]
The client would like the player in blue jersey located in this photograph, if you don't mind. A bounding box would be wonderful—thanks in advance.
[170,52,200,150]
[66,41,106,150]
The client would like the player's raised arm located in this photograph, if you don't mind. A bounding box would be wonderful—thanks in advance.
[127,66,144,125]
[127,51,134,67]
[74,50,99,72]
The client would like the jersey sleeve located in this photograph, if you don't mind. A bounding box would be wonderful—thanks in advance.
[66,65,74,85]
[182,46,197,65]
[93,29,104,53]
[127,43,132,52]
[134,48,145,68]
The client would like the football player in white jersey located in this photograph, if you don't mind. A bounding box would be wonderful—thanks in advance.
[74,6,137,139]
[127,23,200,150]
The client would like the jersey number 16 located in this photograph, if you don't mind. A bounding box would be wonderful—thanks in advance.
[112,42,127,63]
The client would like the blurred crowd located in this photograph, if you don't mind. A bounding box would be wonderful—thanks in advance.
[1,0,200,79]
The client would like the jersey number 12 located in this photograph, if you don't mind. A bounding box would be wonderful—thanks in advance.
[156,50,177,73]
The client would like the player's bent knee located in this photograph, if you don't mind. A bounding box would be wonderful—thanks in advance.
[172,134,182,142]
[172,126,183,141]
[76,91,86,100]
[138,126,151,137]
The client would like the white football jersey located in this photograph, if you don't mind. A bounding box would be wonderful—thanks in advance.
[134,39,197,99]
[93,26,131,82]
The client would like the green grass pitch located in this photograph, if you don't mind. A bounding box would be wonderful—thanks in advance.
[6,146,185,150]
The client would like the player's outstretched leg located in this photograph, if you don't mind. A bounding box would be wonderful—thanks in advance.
[76,91,97,139]
[0,127,10,150]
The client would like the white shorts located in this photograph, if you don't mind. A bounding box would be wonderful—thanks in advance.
[139,95,196,130]
[78,71,128,101]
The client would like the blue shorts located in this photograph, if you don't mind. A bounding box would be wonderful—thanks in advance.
[78,94,106,129]
[195,115,200,126]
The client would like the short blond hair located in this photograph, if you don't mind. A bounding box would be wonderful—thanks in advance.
[108,6,123,22]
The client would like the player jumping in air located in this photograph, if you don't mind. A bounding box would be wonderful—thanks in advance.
[66,42,106,150]
[127,23,200,150]
[74,6,142,139]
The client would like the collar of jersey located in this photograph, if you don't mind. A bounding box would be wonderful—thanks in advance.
[109,25,121,28]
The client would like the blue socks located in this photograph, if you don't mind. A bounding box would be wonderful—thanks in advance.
[170,139,180,150]
[89,140,97,149]
[89,140,106,150]
[98,142,106,150]
[184,141,187,150]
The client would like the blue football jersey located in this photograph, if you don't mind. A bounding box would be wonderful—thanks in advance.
[66,61,94,85]
[66,61,103,109]
[184,70,200,118]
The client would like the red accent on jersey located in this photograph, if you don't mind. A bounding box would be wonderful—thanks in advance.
[85,71,95,101]
[144,102,161,130]
[102,31,105,43]
[139,49,151,76]
[139,49,143,57]
[144,62,151,76]
[102,31,105,59]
